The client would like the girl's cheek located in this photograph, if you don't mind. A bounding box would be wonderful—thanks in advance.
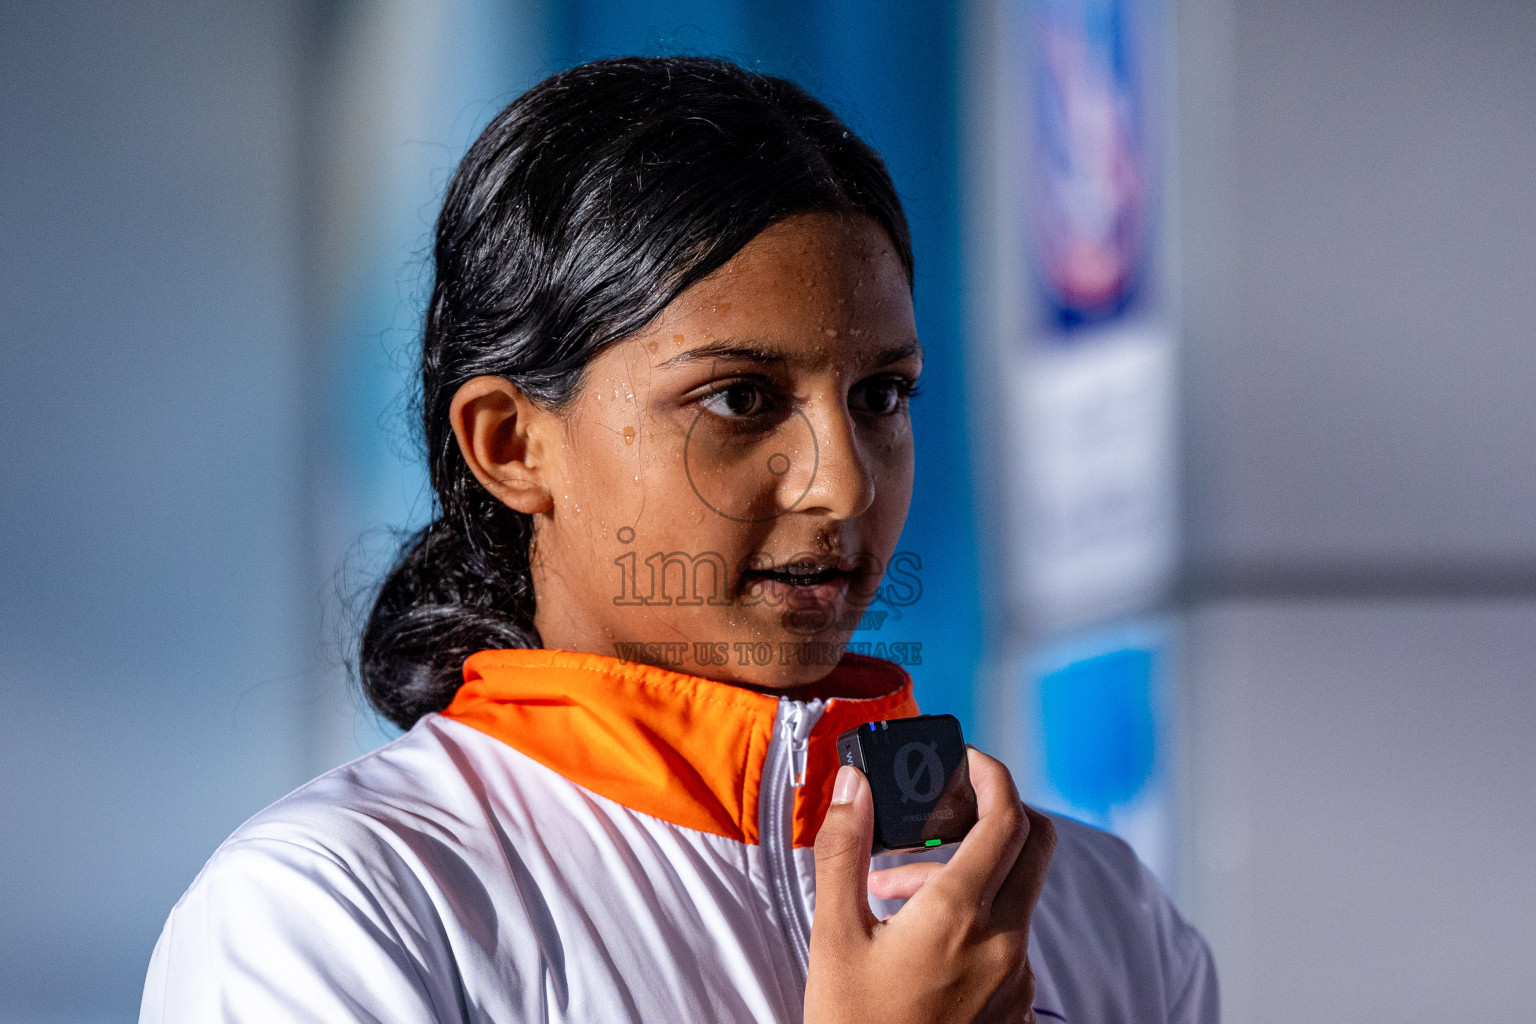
[860,418,915,468]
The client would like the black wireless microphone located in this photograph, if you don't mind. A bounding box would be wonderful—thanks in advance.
[836,714,979,855]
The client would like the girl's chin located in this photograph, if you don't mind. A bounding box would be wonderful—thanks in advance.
[631,614,858,689]
[705,656,851,697]
[746,576,854,622]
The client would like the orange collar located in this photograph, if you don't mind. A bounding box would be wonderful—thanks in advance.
[443,648,918,847]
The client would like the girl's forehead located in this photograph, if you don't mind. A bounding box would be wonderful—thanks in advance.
[630,213,919,370]
[698,211,906,295]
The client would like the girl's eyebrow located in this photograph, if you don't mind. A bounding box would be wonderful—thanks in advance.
[863,340,924,369]
[658,338,923,371]
[659,339,788,368]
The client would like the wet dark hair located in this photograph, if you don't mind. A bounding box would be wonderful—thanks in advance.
[360,55,913,729]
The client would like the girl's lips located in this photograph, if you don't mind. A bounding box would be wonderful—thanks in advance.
[744,577,852,623]
[745,562,853,588]
[737,556,888,617]
[739,562,856,607]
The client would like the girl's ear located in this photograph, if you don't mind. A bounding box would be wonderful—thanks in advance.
[449,375,557,515]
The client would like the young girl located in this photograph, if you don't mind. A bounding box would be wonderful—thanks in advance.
[141,57,1216,1024]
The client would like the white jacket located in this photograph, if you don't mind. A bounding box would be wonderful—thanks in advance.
[141,649,1217,1023]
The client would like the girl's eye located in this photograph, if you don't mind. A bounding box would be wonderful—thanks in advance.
[851,375,919,416]
[699,381,774,419]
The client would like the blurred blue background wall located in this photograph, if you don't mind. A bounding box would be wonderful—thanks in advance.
[3,0,1535,1021]
[1,4,313,1018]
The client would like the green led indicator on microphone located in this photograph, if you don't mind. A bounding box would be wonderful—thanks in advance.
[924,838,942,847]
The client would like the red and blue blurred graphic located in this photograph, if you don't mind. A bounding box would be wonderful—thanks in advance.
[1030,0,1149,332]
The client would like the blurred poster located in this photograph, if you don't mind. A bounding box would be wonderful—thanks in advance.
[1030,0,1150,332]
[989,0,1177,884]
[1012,0,1173,634]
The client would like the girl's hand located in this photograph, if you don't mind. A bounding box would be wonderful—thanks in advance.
[805,748,1056,1024]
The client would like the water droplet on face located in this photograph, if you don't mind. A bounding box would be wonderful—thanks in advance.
[622,425,636,445]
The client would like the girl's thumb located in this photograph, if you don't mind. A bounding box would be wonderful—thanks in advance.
[811,765,877,947]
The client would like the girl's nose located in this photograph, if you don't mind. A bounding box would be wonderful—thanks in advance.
[790,403,876,520]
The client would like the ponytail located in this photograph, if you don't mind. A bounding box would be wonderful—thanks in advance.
[360,502,536,729]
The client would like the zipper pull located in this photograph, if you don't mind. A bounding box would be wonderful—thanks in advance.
[790,736,809,788]
[785,700,822,788]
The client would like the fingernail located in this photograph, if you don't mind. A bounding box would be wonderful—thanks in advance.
[832,765,859,805]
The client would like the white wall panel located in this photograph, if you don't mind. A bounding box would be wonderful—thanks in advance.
[1179,0,1536,581]
[1171,0,1536,1016]
[1184,600,1536,1022]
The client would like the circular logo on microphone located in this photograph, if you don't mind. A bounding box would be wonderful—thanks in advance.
[893,741,944,804]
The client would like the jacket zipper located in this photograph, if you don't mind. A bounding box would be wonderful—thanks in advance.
[761,696,826,989]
